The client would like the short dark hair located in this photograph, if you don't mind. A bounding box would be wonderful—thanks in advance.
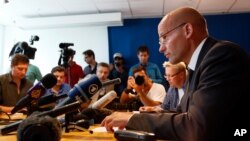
[97,62,109,69]
[11,54,29,67]
[82,49,95,59]
[51,66,65,73]
[137,45,149,55]
[132,66,147,76]
[67,48,76,56]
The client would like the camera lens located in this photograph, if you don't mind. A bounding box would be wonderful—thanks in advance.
[115,62,121,67]
[135,75,144,85]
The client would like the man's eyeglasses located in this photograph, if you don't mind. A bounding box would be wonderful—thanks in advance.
[159,23,186,45]
[164,71,182,79]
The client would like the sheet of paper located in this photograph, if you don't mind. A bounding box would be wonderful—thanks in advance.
[91,126,121,133]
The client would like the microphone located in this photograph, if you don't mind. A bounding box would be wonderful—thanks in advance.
[91,90,117,109]
[56,75,121,108]
[0,101,82,135]
[38,93,68,108]
[102,78,121,87]
[11,73,57,114]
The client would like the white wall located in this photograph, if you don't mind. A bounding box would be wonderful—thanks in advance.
[0,25,109,76]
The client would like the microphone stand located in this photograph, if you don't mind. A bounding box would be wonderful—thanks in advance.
[0,101,82,135]
[63,112,90,133]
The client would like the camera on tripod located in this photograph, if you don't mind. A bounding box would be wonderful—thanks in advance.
[58,43,75,68]
[30,35,39,45]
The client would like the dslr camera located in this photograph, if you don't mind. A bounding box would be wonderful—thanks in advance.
[58,43,75,68]
[135,75,145,86]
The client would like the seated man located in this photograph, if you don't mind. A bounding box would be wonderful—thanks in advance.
[87,62,115,108]
[43,66,71,106]
[140,61,187,112]
[101,7,250,140]
[120,66,166,107]
[0,54,33,113]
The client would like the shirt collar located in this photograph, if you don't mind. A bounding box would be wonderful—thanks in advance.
[188,38,207,71]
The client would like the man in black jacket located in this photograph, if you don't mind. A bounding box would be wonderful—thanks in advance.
[101,7,250,141]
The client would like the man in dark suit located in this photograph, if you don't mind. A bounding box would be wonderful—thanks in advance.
[101,7,250,141]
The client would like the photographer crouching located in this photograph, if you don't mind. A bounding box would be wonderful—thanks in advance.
[120,66,166,110]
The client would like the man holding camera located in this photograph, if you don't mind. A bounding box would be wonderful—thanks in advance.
[120,66,166,107]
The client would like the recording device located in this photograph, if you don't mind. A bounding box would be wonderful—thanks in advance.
[56,74,102,107]
[11,73,57,114]
[17,112,61,141]
[114,130,156,141]
[59,43,74,49]
[9,41,37,59]
[0,76,120,135]
[91,90,117,109]
[0,101,82,135]
[29,35,39,45]
[58,42,74,68]
[66,91,117,124]
[56,75,121,108]
[38,93,68,108]
[135,75,144,86]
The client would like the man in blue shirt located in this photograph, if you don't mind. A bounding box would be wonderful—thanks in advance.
[128,45,163,84]
[44,66,71,106]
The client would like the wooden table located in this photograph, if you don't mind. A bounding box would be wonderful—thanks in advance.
[1,113,116,141]
[0,124,116,141]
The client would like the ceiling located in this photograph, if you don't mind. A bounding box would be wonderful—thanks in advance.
[1,0,250,29]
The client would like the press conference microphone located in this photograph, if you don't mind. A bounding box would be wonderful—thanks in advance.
[38,93,68,108]
[56,75,121,108]
[91,90,117,109]
[11,73,57,114]
[102,78,121,87]
[0,101,82,135]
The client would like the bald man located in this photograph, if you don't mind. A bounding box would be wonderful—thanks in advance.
[101,7,250,141]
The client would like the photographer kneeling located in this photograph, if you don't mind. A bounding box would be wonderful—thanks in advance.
[120,66,166,108]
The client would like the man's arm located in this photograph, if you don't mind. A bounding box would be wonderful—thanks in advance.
[0,105,14,113]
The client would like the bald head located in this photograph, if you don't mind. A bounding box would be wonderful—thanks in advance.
[159,7,208,35]
[159,7,208,37]
[158,7,209,64]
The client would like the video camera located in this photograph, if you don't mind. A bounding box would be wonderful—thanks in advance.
[30,35,39,45]
[58,43,75,68]
[9,35,40,60]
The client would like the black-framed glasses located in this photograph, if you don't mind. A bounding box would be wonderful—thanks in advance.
[159,23,186,45]
[164,71,182,79]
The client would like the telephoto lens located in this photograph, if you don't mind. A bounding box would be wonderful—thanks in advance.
[135,75,144,86]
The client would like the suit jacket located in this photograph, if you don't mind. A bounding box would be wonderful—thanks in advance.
[126,37,250,141]
[161,87,181,111]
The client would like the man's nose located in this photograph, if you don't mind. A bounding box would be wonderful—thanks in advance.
[159,44,166,53]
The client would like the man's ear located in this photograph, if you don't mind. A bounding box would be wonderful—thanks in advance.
[184,23,193,38]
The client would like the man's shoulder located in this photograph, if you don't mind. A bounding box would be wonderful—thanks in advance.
[152,83,165,90]
[0,73,11,82]
[148,62,160,67]
[62,83,71,89]
[129,63,140,69]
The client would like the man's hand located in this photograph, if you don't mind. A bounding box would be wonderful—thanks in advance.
[139,106,163,113]
[101,112,134,132]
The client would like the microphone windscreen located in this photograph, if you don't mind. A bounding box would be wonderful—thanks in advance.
[17,112,61,141]
[102,78,121,87]
[91,90,117,109]
[40,73,57,89]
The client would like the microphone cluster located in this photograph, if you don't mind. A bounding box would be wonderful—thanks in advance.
[0,74,121,138]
